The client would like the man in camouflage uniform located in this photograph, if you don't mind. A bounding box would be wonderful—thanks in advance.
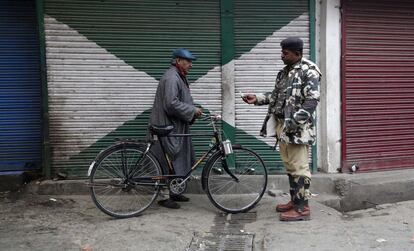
[242,37,321,221]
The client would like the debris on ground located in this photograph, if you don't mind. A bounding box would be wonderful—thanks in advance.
[376,238,387,243]
[267,189,283,197]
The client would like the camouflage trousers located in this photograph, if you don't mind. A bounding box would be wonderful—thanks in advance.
[276,120,311,210]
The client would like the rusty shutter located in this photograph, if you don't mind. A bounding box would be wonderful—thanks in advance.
[342,0,414,171]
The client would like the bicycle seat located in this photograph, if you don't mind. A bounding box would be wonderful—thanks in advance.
[149,125,174,136]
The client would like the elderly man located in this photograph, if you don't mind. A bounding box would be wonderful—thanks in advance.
[150,48,202,209]
[242,37,321,221]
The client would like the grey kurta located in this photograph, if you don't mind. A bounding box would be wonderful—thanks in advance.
[149,65,196,176]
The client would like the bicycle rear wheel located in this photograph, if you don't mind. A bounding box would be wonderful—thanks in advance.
[205,146,267,213]
[89,143,162,218]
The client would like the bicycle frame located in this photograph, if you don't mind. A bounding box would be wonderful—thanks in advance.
[171,130,220,171]
[126,115,238,187]
[88,113,267,218]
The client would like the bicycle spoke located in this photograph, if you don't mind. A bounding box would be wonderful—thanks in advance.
[209,178,235,194]
[206,147,267,213]
[96,163,123,179]
[132,160,156,178]
[90,144,161,218]
[99,155,124,178]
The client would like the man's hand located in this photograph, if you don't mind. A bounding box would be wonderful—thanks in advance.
[194,107,203,118]
[242,94,257,104]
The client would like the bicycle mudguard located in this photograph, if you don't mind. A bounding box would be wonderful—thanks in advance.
[87,141,150,177]
[221,158,240,182]
[201,145,241,191]
[115,138,148,144]
[201,150,221,191]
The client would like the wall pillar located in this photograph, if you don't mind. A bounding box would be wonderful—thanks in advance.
[220,0,235,141]
[317,0,342,173]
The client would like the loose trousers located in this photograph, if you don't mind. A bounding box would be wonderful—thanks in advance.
[276,120,311,209]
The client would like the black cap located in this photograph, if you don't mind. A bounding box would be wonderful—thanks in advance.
[280,37,303,52]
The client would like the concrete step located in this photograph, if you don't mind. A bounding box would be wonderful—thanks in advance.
[0,171,26,192]
[22,169,414,212]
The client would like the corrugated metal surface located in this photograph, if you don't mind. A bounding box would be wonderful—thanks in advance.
[0,0,42,171]
[342,0,414,171]
[44,0,221,177]
[234,0,310,173]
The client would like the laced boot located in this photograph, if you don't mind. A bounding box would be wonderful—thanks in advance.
[280,178,310,221]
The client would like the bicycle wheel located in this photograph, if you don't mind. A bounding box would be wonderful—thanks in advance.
[89,143,162,218]
[205,146,267,213]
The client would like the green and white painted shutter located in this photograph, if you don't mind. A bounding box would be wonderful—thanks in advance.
[43,0,313,177]
[233,0,311,173]
[44,0,221,177]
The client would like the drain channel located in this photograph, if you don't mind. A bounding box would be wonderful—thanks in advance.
[187,232,253,251]
[187,212,257,251]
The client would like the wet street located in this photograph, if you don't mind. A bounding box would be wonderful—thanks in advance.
[1,192,414,251]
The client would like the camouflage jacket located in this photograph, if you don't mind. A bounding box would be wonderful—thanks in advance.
[255,58,321,145]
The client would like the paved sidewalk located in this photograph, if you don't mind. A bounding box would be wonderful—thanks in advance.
[24,169,414,212]
[1,191,414,251]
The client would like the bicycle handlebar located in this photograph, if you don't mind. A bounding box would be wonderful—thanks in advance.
[200,113,221,122]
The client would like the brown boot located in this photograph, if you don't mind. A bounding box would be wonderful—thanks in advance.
[275,201,294,212]
[276,175,296,213]
[279,207,310,221]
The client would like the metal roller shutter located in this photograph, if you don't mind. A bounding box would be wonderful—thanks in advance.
[0,0,42,172]
[342,0,414,171]
[44,0,221,177]
[234,0,311,173]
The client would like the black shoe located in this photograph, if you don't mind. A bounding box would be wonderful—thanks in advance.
[158,199,180,209]
[212,167,223,175]
[170,194,190,202]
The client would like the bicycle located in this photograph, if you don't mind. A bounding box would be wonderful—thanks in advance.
[87,113,268,218]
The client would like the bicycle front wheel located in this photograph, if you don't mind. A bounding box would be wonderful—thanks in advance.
[205,146,268,213]
[89,143,162,218]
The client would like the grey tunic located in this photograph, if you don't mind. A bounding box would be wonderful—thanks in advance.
[149,66,196,176]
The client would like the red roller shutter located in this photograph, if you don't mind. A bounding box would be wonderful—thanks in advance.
[341,0,414,171]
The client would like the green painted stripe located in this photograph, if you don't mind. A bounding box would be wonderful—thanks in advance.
[66,107,215,177]
[36,0,52,178]
[234,0,309,58]
[45,0,221,83]
[221,0,236,142]
[224,121,284,174]
[309,0,317,173]
[66,107,281,177]
[220,0,235,65]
